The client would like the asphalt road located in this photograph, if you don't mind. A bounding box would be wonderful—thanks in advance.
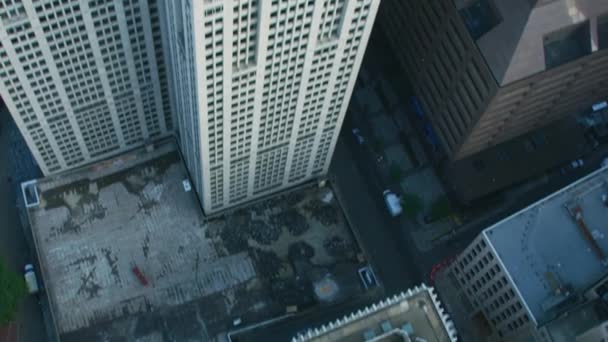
[329,137,423,294]
[0,110,47,342]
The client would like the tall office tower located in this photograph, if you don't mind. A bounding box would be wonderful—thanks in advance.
[0,0,172,175]
[162,0,380,214]
[436,167,608,341]
[380,0,608,160]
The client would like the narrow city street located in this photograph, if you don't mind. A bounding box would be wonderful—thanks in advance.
[330,128,474,290]
[329,137,422,294]
[0,109,47,342]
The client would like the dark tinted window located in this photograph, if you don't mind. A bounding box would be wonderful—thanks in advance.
[459,0,502,40]
[543,21,591,69]
[599,13,608,50]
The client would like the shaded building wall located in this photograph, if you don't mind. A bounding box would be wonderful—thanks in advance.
[458,48,608,158]
[379,0,498,158]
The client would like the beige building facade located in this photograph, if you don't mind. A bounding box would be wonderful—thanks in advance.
[0,0,172,175]
[162,0,380,214]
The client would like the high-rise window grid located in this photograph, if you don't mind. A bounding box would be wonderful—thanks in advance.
[165,0,380,213]
[0,0,171,175]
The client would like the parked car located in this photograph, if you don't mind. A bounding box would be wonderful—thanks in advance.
[352,128,365,145]
[571,159,584,168]
[24,264,39,295]
[560,158,585,175]
[383,190,402,217]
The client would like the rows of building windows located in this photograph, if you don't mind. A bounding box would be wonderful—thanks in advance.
[258,0,314,150]
[231,0,258,70]
[229,70,255,160]
[75,103,119,157]
[203,7,225,169]
[288,135,314,182]
[0,35,64,172]
[201,4,226,208]
[0,0,171,174]
[317,0,344,42]
[311,128,334,173]
[381,0,494,156]
[0,0,26,24]
[147,0,172,131]
[48,115,85,166]
[323,0,369,128]
[29,124,61,172]
[298,45,336,137]
[254,145,288,193]
[451,236,530,338]
[229,158,249,202]
[209,167,224,210]
[114,94,143,146]
[124,0,162,138]
[460,51,608,157]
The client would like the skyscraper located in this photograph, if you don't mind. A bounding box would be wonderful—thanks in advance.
[0,0,172,175]
[162,0,380,213]
[380,0,608,160]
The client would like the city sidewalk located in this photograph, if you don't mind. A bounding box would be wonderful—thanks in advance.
[0,108,50,342]
[350,72,459,252]
[349,62,522,253]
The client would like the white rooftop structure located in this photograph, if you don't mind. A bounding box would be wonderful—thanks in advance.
[292,284,457,342]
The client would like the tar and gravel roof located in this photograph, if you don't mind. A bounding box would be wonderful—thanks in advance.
[25,140,364,341]
[483,166,608,324]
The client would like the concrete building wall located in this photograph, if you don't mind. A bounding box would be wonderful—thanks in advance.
[448,234,532,340]
[0,0,171,175]
[163,0,380,214]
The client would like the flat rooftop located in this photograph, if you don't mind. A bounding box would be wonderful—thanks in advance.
[26,141,364,341]
[292,285,457,342]
[454,0,608,85]
[484,167,608,324]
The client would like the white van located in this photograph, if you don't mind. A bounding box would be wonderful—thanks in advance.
[383,190,403,217]
[24,264,39,294]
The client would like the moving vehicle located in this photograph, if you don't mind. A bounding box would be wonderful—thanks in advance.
[24,264,39,294]
[383,190,402,217]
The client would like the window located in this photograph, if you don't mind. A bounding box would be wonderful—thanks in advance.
[459,0,502,40]
[600,13,608,50]
[543,21,591,69]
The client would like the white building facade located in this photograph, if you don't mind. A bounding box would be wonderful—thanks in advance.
[162,0,380,213]
[0,0,172,175]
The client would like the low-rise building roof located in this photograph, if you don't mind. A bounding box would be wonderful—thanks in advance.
[483,167,608,324]
[292,284,457,342]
